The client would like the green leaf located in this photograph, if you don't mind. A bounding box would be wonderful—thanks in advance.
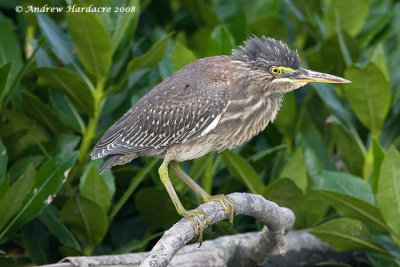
[344,63,391,138]
[61,196,108,246]
[301,145,325,188]
[376,146,400,238]
[358,1,391,47]
[381,109,400,149]
[190,153,215,181]
[0,256,17,267]
[22,220,53,265]
[274,92,296,138]
[279,147,308,193]
[314,83,367,163]
[201,153,217,194]
[171,41,197,73]
[8,157,41,184]
[110,33,173,93]
[50,90,85,133]
[297,110,336,171]
[39,205,80,249]
[114,232,163,254]
[248,144,287,163]
[301,190,326,227]
[324,0,370,37]
[336,13,353,65]
[212,0,240,22]
[83,159,115,198]
[364,138,378,180]
[184,0,219,27]
[321,170,375,204]
[0,138,6,183]
[207,25,235,56]
[21,91,70,134]
[80,165,111,213]
[36,14,73,65]
[272,154,297,183]
[371,234,400,258]
[0,12,22,78]
[110,0,140,52]
[0,164,36,237]
[307,34,359,75]
[313,84,356,132]
[128,33,173,73]
[251,16,288,40]
[310,218,387,254]
[313,190,390,232]
[331,123,364,176]
[368,139,385,193]
[367,252,400,267]
[221,150,266,194]
[0,152,77,243]
[0,62,11,111]
[0,110,47,159]
[264,179,304,228]
[229,9,248,44]
[190,28,212,58]
[0,175,8,202]
[24,134,80,160]
[110,13,140,81]
[59,246,84,257]
[37,67,94,115]
[109,158,158,220]
[67,3,112,78]
[135,187,180,228]
[371,44,390,81]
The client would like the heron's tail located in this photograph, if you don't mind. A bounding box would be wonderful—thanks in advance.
[98,155,120,174]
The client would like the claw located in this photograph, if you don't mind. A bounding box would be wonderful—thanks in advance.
[182,208,210,243]
[182,212,199,236]
[180,195,235,244]
[204,194,235,225]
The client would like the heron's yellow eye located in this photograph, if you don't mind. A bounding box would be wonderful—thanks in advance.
[270,66,281,75]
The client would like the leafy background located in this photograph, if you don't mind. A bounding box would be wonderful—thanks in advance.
[0,0,399,266]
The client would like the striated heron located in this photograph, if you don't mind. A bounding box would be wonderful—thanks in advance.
[91,36,350,240]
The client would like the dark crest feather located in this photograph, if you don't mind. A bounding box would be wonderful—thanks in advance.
[231,36,300,69]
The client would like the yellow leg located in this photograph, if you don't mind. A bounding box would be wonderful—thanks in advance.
[170,161,235,225]
[158,158,207,241]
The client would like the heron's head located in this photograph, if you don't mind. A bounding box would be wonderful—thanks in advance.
[231,36,350,94]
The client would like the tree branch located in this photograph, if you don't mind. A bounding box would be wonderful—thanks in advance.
[140,192,295,266]
[40,230,341,267]
[43,193,296,267]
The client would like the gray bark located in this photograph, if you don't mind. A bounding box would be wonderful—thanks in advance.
[41,193,298,267]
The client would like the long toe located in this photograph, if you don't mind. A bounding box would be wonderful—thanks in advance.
[182,209,211,243]
[204,194,235,225]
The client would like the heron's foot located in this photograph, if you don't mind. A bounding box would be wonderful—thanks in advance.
[182,208,211,243]
[204,194,235,225]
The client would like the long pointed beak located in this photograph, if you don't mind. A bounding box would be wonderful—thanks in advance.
[293,69,351,84]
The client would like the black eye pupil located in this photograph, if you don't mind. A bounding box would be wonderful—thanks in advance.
[270,67,281,75]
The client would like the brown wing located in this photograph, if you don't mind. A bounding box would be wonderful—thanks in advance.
[91,80,228,159]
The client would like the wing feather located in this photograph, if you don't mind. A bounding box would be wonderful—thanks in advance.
[91,80,228,159]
